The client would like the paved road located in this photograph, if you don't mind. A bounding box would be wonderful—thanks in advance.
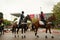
[0,29,60,40]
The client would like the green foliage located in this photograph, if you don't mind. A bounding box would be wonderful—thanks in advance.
[3,19,11,26]
[52,2,60,24]
[52,2,60,14]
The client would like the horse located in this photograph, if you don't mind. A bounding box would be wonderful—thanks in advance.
[11,21,18,37]
[32,19,45,38]
[16,15,32,38]
[45,14,56,38]
[0,18,4,36]
[32,14,56,38]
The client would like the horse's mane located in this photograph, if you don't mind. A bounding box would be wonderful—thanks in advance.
[47,14,56,22]
[24,15,32,22]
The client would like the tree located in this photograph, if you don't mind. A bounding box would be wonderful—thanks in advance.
[52,2,60,24]
[3,19,11,26]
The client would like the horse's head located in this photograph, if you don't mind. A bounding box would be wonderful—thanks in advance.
[48,14,56,22]
[24,15,32,22]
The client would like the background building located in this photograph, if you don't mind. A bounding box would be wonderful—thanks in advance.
[11,13,52,20]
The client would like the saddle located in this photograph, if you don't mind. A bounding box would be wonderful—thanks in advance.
[47,22,52,24]
[39,21,45,25]
[21,19,27,25]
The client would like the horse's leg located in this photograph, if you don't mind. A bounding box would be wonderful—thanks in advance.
[24,27,26,38]
[35,28,37,36]
[49,28,54,38]
[0,31,2,36]
[17,27,20,34]
[14,29,16,38]
[15,28,18,38]
[21,26,24,39]
[24,24,27,38]
[35,28,39,38]
[2,28,4,35]
[17,27,20,37]
[45,28,48,38]
[1,29,4,35]
[0,30,2,36]
[31,24,34,31]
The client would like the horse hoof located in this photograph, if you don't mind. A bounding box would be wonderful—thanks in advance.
[18,35,19,37]
[45,36,47,38]
[22,36,23,39]
[15,35,16,38]
[37,35,39,38]
[35,33,37,36]
[24,35,26,38]
[51,36,54,38]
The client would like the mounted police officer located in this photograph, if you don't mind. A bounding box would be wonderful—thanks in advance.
[17,11,25,34]
[40,11,46,28]
[19,11,25,25]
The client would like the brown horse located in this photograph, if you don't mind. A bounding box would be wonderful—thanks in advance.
[0,18,4,36]
[11,22,17,37]
[32,19,45,38]
[32,14,56,38]
[45,14,56,38]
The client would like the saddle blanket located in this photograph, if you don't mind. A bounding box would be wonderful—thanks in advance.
[39,21,44,25]
[21,22,27,24]
[47,22,52,24]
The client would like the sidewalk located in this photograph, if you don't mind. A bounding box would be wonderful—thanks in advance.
[38,29,60,34]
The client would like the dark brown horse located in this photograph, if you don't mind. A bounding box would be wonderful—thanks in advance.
[16,15,32,38]
[45,14,56,38]
[32,14,56,38]
[32,19,45,38]
[0,18,4,36]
